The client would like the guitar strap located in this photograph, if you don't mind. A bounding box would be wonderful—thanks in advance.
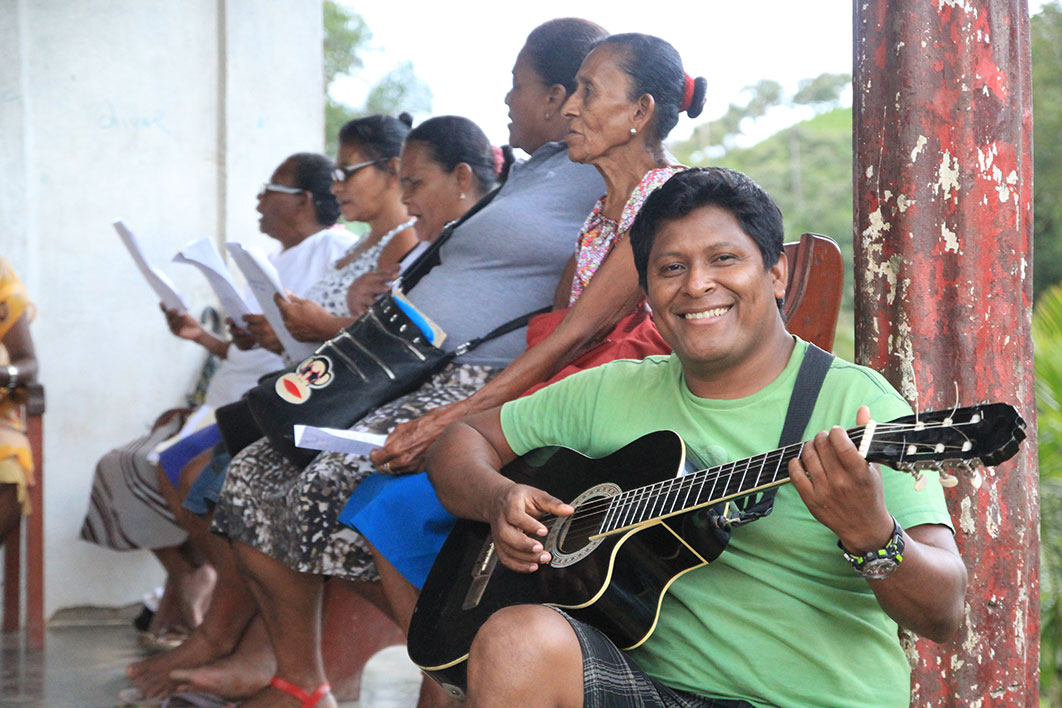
[727,341,834,527]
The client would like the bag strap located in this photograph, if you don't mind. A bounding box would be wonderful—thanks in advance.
[396,187,501,293]
[728,342,834,526]
[443,305,552,361]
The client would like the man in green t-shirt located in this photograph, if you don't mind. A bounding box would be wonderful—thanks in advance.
[427,168,966,708]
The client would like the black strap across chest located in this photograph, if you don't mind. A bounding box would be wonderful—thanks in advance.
[728,342,834,525]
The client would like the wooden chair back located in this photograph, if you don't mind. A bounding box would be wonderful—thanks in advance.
[782,233,844,352]
[2,381,45,649]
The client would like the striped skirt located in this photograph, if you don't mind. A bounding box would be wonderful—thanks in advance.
[80,414,187,551]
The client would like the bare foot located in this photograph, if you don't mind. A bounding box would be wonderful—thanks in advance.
[233,680,340,708]
[126,630,229,699]
[150,563,216,636]
[149,575,184,636]
[170,618,276,699]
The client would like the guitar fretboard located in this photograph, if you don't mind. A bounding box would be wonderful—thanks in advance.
[594,427,867,535]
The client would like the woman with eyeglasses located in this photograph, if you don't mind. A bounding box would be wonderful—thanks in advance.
[82,152,352,665]
[204,20,610,708]
[120,119,419,700]
[241,115,419,355]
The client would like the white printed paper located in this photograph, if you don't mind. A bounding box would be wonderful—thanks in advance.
[173,238,257,321]
[113,220,189,311]
[225,242,317,361]
[293,425,387,457]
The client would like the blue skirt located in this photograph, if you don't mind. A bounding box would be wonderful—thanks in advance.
[338,471,455,590]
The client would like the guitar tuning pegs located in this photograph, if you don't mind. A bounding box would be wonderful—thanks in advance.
[913,471,928,491]
[971,468,983,490]
[938,470,959,488]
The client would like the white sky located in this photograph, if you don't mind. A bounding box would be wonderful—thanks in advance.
[331,1,1054,150]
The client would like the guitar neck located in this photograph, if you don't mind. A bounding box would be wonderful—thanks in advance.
[595,424,871,536]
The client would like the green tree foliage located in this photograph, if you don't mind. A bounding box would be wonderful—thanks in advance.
[364,61,433,118]
[323,0,369,84]
[1037,283,1062,704]
[1033,3,1062,300]
[322,1,432,155]
[792,72,851,110]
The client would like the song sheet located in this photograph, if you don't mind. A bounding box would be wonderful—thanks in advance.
[113,220,189,311]
[293,425,387,456]
[173,238,257,321]
[225,242,317,361]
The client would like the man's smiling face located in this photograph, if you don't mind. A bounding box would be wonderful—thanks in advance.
[646,204,788,381]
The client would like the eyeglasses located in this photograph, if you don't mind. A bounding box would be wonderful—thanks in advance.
[258,183,305,198]
[332,159,384,183]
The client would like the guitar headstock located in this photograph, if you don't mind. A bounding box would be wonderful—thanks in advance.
[863,403,1026,490]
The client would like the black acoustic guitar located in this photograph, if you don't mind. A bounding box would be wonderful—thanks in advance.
[407,403,1026,698]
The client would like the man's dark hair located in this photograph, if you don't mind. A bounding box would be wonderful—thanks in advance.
[289,152,341,226]
[629,167,785,291]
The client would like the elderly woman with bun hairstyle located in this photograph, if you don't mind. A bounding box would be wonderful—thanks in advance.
[341,30,707,650]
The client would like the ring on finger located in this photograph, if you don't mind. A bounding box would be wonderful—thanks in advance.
[380,461,392,473]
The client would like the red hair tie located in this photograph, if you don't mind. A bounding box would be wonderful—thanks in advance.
[681,73,695,112]
[492,146,504,176]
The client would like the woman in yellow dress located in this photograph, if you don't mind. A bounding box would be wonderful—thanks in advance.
[0,256,38,546]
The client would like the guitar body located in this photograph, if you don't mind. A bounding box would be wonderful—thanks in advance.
[407,402,1028,699]
[407,430,731,696]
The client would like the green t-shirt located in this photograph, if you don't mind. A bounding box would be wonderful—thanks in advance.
[500,338,953,708]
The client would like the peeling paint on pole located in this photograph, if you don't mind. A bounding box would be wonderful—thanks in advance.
[854,2,1036,706]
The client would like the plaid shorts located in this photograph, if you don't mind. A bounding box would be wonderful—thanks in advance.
[555,609,758,708]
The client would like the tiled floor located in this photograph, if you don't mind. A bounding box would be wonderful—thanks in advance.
[1,607,422,708]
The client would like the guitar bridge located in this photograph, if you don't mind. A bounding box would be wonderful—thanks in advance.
[462,538,498,610]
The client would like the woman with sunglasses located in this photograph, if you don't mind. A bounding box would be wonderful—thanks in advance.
[242,115,418,355]
[83,151,352,665]
[123,117,418,701]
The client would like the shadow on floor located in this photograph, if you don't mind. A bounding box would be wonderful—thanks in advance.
[2,607,421,708]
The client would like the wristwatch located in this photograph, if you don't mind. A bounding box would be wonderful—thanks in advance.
[839,517,905,580]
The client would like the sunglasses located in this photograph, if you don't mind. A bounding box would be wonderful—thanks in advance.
[258,183,305,198]
[332,158,385,183]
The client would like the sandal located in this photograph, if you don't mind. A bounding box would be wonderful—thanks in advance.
[269,677,332,708]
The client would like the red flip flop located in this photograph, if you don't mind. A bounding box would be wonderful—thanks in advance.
[269,677,332,708]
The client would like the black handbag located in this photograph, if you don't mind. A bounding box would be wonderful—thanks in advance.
[243,189,545,467]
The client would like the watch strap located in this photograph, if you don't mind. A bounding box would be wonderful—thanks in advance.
[839,516,905,575]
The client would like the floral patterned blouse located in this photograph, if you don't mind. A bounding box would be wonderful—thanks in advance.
[568,165,685,305]
[302,220,415,316]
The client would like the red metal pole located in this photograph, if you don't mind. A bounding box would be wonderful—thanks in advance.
[854,2,1036,706]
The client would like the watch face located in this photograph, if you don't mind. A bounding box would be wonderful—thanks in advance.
[861,558,899,580]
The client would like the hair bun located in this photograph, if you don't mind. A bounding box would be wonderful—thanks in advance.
[686,77,708,119]
[397,112,414,128]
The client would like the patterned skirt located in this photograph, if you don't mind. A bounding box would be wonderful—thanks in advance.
[210,363,497,582]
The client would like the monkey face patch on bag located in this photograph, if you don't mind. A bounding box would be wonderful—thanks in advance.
[275,355,335,404]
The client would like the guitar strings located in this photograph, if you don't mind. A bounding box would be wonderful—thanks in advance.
[542,419,981,539]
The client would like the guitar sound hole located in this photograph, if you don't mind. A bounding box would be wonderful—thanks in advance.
[546,483,619,568]
[559,525,592,554]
